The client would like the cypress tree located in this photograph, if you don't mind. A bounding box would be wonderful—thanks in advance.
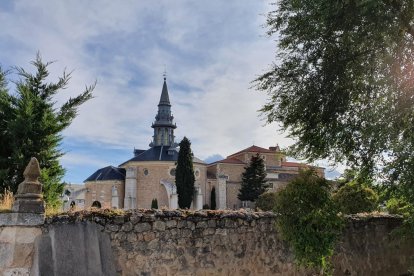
[238,153,268,202]
[151,198,158,209]
[210,187,216,210]
[175,137,195,209]
[0,54,94,208]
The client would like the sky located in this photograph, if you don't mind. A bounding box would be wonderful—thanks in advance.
[0,1,342,183]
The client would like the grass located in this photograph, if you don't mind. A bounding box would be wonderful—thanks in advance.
[0,188,14,211]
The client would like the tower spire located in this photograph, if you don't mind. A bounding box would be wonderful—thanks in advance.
[150,76,177,148]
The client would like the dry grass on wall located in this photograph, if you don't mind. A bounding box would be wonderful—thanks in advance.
[0,188,14,212]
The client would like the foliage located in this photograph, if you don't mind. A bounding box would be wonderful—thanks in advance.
[210,186,216,210]
[274,170,344,271]
[255,0,414,203]
[255,192,278,211]
[333,181,379,214]
[387,197,412,217]
[0,188,14,211]
[238,153,268,202]
[0,54,94,208]
[175,137,195,209]
[151,198,158,209]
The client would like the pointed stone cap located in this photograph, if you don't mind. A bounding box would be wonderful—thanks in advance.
[23,157,41,183]
[13,157,45,214]
[158,79,171,106]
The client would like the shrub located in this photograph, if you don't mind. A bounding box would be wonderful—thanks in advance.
[151,198,158,209]
[275,170,344,271]
[386,197,412,217]
[255,192,278,211]
[333,182,379,214]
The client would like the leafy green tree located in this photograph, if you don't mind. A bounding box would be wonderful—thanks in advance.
[255,191,278,211]
[210,187,216,210]
[0,54,94,208]
[175,137,195,209]
[255,0,414,203]
[238,153,268,202]
[275,169,343,271]
[333,181,379,214]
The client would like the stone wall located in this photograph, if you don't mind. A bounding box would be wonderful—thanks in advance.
[1,210,413,276]
[43,211,414,276]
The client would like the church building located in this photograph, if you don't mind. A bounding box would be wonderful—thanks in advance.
[84,77,324,210]
[84,77,206,209]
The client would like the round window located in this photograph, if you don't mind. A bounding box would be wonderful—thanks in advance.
[144,169,149,176]
[170,168,176,176]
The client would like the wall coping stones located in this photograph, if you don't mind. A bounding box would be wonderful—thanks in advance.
[0,212,45,226]
[44,209,278,226]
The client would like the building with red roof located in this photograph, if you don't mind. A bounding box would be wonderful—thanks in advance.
[205,145,324,209]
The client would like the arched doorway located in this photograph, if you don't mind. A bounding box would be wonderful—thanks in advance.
[91,201,101,208]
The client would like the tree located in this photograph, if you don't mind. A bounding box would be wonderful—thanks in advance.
[255,191,278,211]
[255,1,414,203]
[274,169,343,271]
[238,153,268,202]
[175,137,195,209]
[333,181,379,214]
[210,187,216,210]
[0,54,94,208]
[151,198,158,209]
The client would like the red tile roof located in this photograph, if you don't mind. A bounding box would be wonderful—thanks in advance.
[209,157,246,165]
[228,145,274,158]
[282,161,308,168]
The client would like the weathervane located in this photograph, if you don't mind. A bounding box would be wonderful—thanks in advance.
[163,64,167,80]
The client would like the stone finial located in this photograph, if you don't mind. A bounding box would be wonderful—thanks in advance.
[12,157,45,214]
[23,157,41,183]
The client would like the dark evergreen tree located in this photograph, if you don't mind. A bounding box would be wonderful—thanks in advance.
[238,153,268,202]
[151,198,158,209]
[0,54,95,208]
[175,137,195,209]
[210,187,216,210]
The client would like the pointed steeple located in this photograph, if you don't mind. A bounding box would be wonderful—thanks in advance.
[150,76,177,148]
[159,78,171,106]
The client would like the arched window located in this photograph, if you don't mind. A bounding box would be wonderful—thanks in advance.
[91,201,101,208]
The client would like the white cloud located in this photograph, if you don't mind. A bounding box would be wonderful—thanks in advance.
[0,1,304,182]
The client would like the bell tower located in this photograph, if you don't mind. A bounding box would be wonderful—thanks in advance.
[150,76,177,148]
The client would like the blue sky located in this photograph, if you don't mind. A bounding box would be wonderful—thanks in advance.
[0,1,342,183]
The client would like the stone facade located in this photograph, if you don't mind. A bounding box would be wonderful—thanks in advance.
[85,180,125,209]
[207,146,325,209]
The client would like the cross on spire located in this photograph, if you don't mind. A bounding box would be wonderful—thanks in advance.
[163,64,167,80]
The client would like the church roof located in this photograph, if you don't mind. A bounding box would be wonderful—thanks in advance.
[228,145,274,158]
[84,166,126,182]
[159,78,171,106]
[120,146,205,166]
[122,146,177,164]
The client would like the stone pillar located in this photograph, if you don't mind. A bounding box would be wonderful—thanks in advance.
[192,187,203,210]
[124,167,137,209]
[196,192,203,210]
[12,157,45,214]
[111,186,119,209]
[217,176,227,209]
[170,193,178,209]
